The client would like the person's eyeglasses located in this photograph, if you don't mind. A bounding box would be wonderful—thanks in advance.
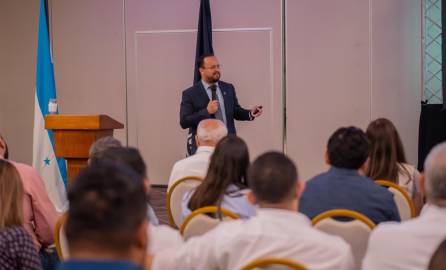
[202,64,220,70]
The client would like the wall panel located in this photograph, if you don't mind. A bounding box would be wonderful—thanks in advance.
[52,0,127,143]
[0,0,39,163]
[371,0,421,164]
[126,0,281,185]
[286,0,371,180]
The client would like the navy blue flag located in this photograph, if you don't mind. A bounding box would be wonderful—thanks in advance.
[193,0,214,84]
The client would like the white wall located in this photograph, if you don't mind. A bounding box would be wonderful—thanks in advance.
[0,0,39,163]
[125,0,282,184]
[51,0,127,143]
[0,0,421,184]
[286,0,421,180]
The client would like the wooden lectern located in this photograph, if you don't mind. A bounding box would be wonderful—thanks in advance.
[45,115,124,184]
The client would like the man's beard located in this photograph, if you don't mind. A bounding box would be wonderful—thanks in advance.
[207,72,220,83]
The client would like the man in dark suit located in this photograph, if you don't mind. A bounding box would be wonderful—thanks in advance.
[180,53,263,155]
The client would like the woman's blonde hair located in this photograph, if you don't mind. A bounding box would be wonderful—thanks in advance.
[0,159,24,228]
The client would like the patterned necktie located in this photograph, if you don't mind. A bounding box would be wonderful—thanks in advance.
[210,84,224,122]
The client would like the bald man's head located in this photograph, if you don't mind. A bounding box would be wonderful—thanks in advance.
[196,119,228,147]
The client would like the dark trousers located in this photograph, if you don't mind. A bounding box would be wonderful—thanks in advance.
[39,247,60,270]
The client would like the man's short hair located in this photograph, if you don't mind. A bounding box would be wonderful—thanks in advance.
[327,126,370,170]
[424,142,446,205]
[196,119,228,145]
[198,53,215,69]
[248,152,298,204]
[65,163,147,252]
[89,136,122,158]
[89,147,147,179]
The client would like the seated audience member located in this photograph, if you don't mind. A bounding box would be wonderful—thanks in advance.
[0,133,59,268]
[182,135,256,219]
[366,118,421,199]
[58,164,150,270]
[89,139,159,225]
[0,159,42,270]
[362,143,446,270]
[89,147,183,253]
[87,136,122,164]
[299,126,400,224]
[167,119,227,190]
[153,152,354,270]
[428,239,446,270]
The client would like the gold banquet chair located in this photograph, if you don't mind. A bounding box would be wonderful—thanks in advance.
[375,180,417,220]
[180,206,239,240]
[166,176,203,228]
[312,209,375,270]
[240,257,309,270]
[54,214,69,260]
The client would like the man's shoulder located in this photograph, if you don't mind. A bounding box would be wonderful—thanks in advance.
[361,179,394,198]
[182,83,203,97]
[370,217,424,243]
[10,160,34,171]
[9,160,40,181]
[304,171,332,188]
[174,152,209,168]
[218,80,235,92]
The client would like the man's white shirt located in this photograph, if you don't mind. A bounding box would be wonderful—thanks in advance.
[148,224,183,254]
[153,208,354,270]
[167,146,214,191]
[362,204,446,270]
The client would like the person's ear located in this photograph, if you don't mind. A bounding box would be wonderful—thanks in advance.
[247,191,257,205]
[359,157,370,176]
[144,178,150,193]
[0,139,6,158]
[324,150,330,165]
[419,174,426,198]
[195,135,200,147]
[296,180,306,199]
[135,220,148,251]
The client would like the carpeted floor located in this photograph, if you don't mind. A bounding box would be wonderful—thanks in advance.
[149,186,169,225]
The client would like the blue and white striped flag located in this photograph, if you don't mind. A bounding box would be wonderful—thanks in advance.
[33,0,68,212]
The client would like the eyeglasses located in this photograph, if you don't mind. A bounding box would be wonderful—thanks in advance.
[202,64,221,70]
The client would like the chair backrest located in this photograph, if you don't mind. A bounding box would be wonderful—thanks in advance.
[375,180,416,220]
[166,176,203,227]
[240,257,309,270]
[312,209,375,270]
[180,206,239,240]
[54,214,69,260]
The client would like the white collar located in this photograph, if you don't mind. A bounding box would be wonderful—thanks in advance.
[201,80,219,90]
[420,203,446,217]
[257,208,311,226]
[195,146,215,154]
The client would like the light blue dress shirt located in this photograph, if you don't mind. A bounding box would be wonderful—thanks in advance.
[181,184,257,219]
[58,260,143,270]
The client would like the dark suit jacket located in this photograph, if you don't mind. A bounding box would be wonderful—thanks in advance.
[180,81,251,152]
[299,167,401,225]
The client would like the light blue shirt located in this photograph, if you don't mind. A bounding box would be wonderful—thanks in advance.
[181,184,257,219]
[201,80,228,125]
[58,260,143,270]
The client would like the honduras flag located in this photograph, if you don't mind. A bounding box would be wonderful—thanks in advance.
[33,0,68,212]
